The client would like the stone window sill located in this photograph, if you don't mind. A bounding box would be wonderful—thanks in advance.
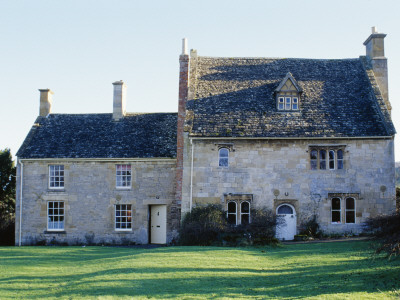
[44,231,66,234]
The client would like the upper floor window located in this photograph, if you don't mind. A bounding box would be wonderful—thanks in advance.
[116,164,131,188]
[275,72,302,111]
[219,148,229,167]
[49,165,64,189]
[309,147,345,170]
[278,96,299,111]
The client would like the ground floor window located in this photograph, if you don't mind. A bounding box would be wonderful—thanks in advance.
[226,200,251,225]
[48,201,64,231]
[330,194,357,224]
[115,204,132,230]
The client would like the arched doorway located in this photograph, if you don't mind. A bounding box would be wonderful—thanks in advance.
[276,204,297,241]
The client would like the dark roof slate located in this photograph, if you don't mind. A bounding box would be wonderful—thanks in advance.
[17,113,177,159]
[185,56,395,138]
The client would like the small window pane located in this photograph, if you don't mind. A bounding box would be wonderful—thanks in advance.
[346,211,355,223]
[285,97,291,110]
[346,198,355,209]
[228,202,236,213]
[278,97,284,110]
[241,202,249,213]
[241,214,249,225]
[319,150,326,170]
[277,205,293,214]
[332,198,341,210]
[332,211,341,223]
[337,149,343,169]
[292,97,298,110]
[228,214,236,225]
[329,150,335,169]
[310,150,318,170]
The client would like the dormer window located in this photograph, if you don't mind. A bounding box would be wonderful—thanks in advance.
[275,72,302,111]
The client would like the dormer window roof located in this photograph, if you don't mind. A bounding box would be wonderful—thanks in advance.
[275,72,302,111]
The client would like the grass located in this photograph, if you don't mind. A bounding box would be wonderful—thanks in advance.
[0,241,400,299]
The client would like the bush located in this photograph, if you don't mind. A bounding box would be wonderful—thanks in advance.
[363,212,400,257]
[179,204,279,246]
[0,216,15,246]
[299,215,322,238]
[179,204,227,246]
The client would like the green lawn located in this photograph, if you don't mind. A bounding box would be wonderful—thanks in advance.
[0,241,399,299]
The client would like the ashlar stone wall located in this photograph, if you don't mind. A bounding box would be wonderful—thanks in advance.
[181,138,395,234]
[15,159,176,245]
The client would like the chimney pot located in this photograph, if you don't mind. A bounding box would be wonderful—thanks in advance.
[38,89,54,117]
[182,38,188,55]
[112,80,127,120]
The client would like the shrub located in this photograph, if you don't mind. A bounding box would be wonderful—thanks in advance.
[179,204,279,246]
[363,212,400,257]
[0,216,15,246]
[179,204,227,246]
[299,215,322,238]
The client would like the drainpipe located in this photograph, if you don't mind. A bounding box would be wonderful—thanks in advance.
[18,161,24,247]
[189,139,194,212]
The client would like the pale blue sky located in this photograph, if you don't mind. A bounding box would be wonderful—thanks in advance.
[1,0,399,160]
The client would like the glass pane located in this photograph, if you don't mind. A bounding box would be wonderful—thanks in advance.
[241,214,249,225]
[311,160,317,170]
[346,211,355,223]
[228,202,236,213]
[310,150,317,160]
[332,198,341,210]
[219,148,228,157]
[219,158,228,167]
[337,160,343,169]
[332,211,341,223]
[320,161,326,170]
[320,150,326,159]
[228,214,236,225]
[277,205,293,214]
[337,149,343,159]
[241,202,249,213]
[346,198,355,209]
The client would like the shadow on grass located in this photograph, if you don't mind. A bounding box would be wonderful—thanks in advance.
[0,242,399,299]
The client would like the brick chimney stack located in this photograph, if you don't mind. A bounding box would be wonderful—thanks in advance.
[112,80,127,121]
[174,38,190,224]
[363,27,390,111]
[39,89,53,117]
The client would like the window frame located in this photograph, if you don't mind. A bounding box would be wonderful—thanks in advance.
[47,201,65,231]
[115,204,133,231]
[227,201,237,225]
[116,164,132,189]
[276,95,300,111]
[227,200,251,225]
[240,201,251,225]
[309,147,345,171]
[48,165,65,190]
[345,197,356,224]
[218,148,229,168]
[331,197,342,224]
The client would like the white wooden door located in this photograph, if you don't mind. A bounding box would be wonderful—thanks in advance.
[276,204,296,241]
[150,205,167,244]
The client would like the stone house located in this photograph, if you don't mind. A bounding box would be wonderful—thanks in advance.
[15,28,396,245]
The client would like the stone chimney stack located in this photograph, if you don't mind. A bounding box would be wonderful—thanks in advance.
[363,26,389,107]
[39,89,53,117]
[112,80,127,121]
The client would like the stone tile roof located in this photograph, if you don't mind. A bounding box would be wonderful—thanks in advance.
[185,56,395,138]
[17,113,177,159]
